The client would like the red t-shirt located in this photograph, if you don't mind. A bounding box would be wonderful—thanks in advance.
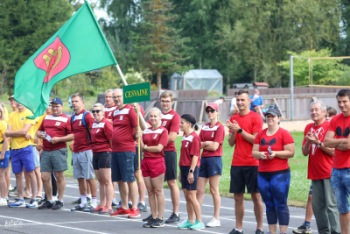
[104,105,118,120]
[38,114,72,151]
[71,109,94,153]
[199,122,225,157]
[91,118,113,153]
[142,126,168,158]
[254,128,294,172]
[303,121,333,179]
[161,110,180,152]
[230,111,263,166]
[112,104,138,152]
[180,131,201,167]
[328,113,350,169]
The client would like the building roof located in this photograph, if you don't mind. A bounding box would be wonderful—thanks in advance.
[254,82,269,87]
[183,69,222,79]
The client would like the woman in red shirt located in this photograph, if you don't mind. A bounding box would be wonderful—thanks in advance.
[90,103,113,215]
[252,106,295,234]
[140,108,168,228]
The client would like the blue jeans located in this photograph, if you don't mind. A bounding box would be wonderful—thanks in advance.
[331,168,350,214]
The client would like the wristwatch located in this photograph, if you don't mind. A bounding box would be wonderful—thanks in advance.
[189,169,193,173]
[238,128,243,134]
[317,142,322,148]
[143,145,147,151]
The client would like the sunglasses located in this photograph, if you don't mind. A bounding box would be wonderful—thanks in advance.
[206,109,216,113]
[92,110,101,114]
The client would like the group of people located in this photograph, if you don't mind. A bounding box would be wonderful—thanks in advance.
[0,87,350,234]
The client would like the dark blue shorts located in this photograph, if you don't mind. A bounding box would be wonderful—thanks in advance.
[199,156,222,178]
[0,151,10,168]
[11,145,34,174]
[111,151,135,183]
[180,166,199,190]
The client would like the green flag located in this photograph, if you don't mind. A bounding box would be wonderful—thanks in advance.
[14,1,117,118]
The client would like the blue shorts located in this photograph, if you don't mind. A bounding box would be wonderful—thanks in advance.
[0,151,10,168]
[11,145,35,174]
[111,151,135,183]
[180,166,199,190]
[331,168,350,214]
[199,156,222,178]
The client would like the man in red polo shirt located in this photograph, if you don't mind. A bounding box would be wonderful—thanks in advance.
[110,89,141,218]
[36,97,73,210]
[104,89,117,124]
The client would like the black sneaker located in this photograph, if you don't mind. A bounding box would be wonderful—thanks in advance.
[255,229,264,234]
[115,200,122,209]
[38,198,46,205]
[293,224,312,234]
[71,203,87,211]
[87,197,91,205]
[52,200,64,210]
[151,218,164,228]
[128,202,132,209]
[137,202,147,212]
[143,218,156,228]
[165,212,180,223]
[71,198,81,204]
[142,214,152,222]
[111,202,117,208]
[38,200,53,209]
[229,229,244,234]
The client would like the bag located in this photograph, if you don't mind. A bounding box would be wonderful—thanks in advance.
[71,111,91,144]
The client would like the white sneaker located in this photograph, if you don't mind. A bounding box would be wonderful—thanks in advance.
[206,217,221,227]
[0,199,7,206]
[178,218,188,225]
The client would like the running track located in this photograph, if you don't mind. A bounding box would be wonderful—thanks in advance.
[0,177,317,234]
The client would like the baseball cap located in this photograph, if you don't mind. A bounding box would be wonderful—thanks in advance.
[51,97,63,105]
[206,103,219,111]
[266,106,281,117]
[8,95,14,100]
[219,96,225,101]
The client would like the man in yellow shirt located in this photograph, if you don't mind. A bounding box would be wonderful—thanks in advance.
[6,102,38,208]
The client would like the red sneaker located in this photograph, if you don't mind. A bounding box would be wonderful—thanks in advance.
[128,208,141,218]
[110,207,131,217]
[92,205,103,213]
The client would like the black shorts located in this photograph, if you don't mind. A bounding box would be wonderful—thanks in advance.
[164,151,177,181]
[230,166,259,194]
[93,152,111,170]
[180,166,199,190]
[134,147,143,171]
[309,183,313,195]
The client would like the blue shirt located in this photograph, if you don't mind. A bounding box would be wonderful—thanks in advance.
[250,95,263,110]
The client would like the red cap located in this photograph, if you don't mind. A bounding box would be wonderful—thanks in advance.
[206,103,219,111]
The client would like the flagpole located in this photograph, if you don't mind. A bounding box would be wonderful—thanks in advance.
[136,104,141,180]
[116,64,147,129]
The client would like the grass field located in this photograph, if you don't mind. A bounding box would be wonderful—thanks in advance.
[66,131,310,207]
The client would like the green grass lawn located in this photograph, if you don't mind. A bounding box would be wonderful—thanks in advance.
[65,131,311,207]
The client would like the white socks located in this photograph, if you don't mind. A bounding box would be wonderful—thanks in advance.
[80,194,87,206]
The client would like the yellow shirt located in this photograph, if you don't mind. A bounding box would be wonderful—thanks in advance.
[4,107,8,119]
[8,109,35,149]
[0,120,8,151]
[30,114,46,146]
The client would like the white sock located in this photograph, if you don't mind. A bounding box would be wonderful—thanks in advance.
[47,199,54,203]
[87,194,92,199]
[113,198,117,203]
[235,229,242,233]
[52,196,57,201]
[128,201,132,205]
[140,201,145,205]
[80,194,87,206]
[91,197,97,207]
[1,198,5,202]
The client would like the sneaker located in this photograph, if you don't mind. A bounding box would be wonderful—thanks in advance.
[143,218,156,228]
[229,229,244,234]
[128,208,141,218]
[0,199,8,206]
[92,205,103,213]
[87,197,91,205]
[293,224,312,234]
[8,199,26,208]
[83,205,96,213]
[115,200,122,209]
[9,185,16,192]
[8,191,18,197]
[178,220,193,229]
[128,202,132,209]
[178,218,189,226]
[52,200,64,210]
[206,217,221,227]
[38,198,46,205]
[38,200,53,209]
[137,202,147,212]
[71,203,87,211]
[110,207,131,217]
[111,202,117,208]
[99,206,113,215]
[142,214,152,222]
[151,218,164,228]
[71,198,81,204]
[26,199,38,208]
[190,220,205,230]
[165,212,180,223]
[255,229,264,234]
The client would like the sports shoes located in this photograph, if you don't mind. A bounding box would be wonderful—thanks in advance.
[38,200,53,209]
[0,199,8,206]
[165,212,180,223]
[190,220,205,230]
[92,205,103,213]
[111,202,117,208]
[26,199,38,208]
[110,207,131,217]
[52,200,64,210]
[87,197,91,205]
[8,190,18,197]
[255,229,264,234]
[142,214,152,222]
[229,229,244,234]
[128,208,141,218]
[137,202,147,212]
[151,218,164,228]
[71,203,87,211]
[115,200,122,209]
[206,217,221,227]
[178,220,193,229]
[293,224,312,234]
[9,185,16,192]
[99,206,113,215]
[83,205,96,213]
[38,198,46,205]
[143,218,156,228]
[128,202,132,209]
[71,198,81,204]
[8,199,26,208]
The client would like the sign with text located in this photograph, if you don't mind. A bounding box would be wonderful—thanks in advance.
[123,82,151,104]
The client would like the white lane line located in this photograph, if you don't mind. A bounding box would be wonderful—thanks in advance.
[0,219,128,227]
[0,214,109,234]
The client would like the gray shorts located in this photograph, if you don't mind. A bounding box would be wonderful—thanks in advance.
[72,150,94,180]
[41,148,68,172]
[33,146,40,168]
